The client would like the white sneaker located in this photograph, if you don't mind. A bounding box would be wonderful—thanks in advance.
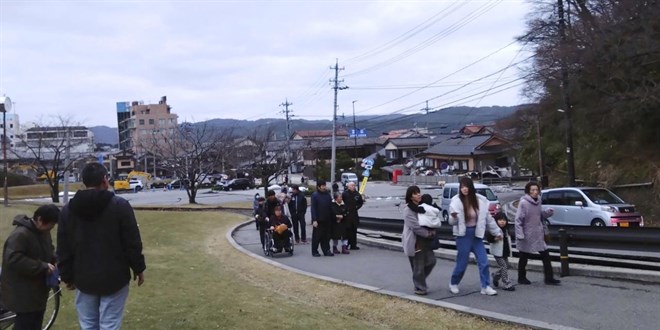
[449,283,459,294]
[481,286,498,296]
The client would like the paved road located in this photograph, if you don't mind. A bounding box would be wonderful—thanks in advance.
[232,219,660,330]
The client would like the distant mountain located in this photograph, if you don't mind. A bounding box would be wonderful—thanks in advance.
[90,126,118,145]
[90,105,521,145]
[202,105,522,138]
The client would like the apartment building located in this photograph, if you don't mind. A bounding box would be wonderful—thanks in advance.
[0,112,20,149]
[116,96,178,154]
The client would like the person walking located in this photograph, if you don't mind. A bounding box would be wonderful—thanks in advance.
[401,185,436,295]
[331,192,350,254]
[488,212,515,291]
[57,163,146,330]
[342,181,364,250]
[311,180,334,257]
[515,181,560,285]
[448,177,501,296]
[288,184,308,244]
[1,204,60,330]
[252,193,261,230]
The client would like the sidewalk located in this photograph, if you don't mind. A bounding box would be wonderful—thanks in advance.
[231,220,660,330]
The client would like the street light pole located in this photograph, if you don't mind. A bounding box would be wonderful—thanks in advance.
[1,96,12,207]
[352,100,358,171]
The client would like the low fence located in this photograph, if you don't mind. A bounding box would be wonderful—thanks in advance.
[396,175,459,186]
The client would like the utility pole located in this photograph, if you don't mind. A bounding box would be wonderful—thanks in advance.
[63,128,71,204]
[421,100,432,149]
[280,98,293,179]
[330,59,348,185]
[352,100,358,171]
[558,0,576,186]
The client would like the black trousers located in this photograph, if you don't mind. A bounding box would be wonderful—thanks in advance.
[346,216,359,248]
[14,310,45,330]
[311,221,331,254]
[291,215,307,241]
[518,250,555,281]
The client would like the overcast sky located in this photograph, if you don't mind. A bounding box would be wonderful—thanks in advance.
[0,0,533,128]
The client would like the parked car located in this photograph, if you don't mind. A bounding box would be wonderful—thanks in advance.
[223,178,254,191]
[169,179,190,189]
[439,182,501,222]
[541,187,644,227]
[128,178,144,191]
[341,172,359,187]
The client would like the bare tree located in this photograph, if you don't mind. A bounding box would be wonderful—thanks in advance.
[12,115,92,203]
[145,122,233,204]
[247,126,289,195]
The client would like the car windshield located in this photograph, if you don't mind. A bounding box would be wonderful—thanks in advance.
[476,188,497,201]
[581,189,624,204]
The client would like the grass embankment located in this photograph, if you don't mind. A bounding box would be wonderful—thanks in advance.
[7,183,85,199]
[1,205,522,329]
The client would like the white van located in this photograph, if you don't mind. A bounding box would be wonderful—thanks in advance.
[439,182,501,222]
[341,172,359,187]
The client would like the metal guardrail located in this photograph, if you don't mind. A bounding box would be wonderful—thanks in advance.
[358,216,660,271]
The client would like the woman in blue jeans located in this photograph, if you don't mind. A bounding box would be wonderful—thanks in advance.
[448,177,502,296]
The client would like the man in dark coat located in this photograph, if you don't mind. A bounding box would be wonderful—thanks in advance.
[287,184,308,244]
[342,181,364,250]
[57,163,146,329]
[311,180,334,256]
[1,204,60,330]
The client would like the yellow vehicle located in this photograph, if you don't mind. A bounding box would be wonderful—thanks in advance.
[113,170,152,192]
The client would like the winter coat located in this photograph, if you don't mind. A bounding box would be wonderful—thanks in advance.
[264,198,281,218]
[448,194,500,238]
[418,204,442,228]
[57,189,146,296]
[0,215,55,313]
[331,201,349,240]
[311,190,333,222]
[488,228,511,257]
[402,204,434,257]
[515,194,553,253]
[268,215,292,229]
[342,189,364,226]
[288,192,307,220]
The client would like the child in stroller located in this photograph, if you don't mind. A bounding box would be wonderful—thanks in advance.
[268,205,294,254]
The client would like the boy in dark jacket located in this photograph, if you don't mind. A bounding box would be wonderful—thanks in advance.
[311,180,334,256]
[1,204,60,330]
[57,163,146,329]
[287,184,308,244]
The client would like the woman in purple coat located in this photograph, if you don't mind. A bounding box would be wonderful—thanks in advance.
[514,182,560,285]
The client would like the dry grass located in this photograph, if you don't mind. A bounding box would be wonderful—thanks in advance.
[0,206,525,329]
[7,183,85,199]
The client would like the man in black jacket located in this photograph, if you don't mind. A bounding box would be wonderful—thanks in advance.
[342,181,364,250]
[1,204,60,330]
[311,180,334,256]
[57,163,145,329]
[287,184,307,244]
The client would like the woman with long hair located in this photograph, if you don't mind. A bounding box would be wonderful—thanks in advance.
[401,185,437,295]
[448,177,502,296]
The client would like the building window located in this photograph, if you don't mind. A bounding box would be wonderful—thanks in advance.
[148,119,154,125]
[9,124,13,128]
[120,161,131,167]
[159,119,165,126]
[139,119,145,125]
[170,118,176,124]
[387,150,397,159]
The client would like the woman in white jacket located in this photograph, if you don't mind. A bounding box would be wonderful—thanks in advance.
[448,177,502,296]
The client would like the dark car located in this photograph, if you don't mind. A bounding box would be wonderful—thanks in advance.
[223,178,254,191]
[169,179,190,189]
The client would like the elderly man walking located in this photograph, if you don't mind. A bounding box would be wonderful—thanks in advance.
[342,181,364,250]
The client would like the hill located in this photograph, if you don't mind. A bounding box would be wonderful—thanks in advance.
[90,105,521,144]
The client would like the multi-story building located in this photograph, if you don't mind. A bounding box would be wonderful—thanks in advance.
[116,96,178,154]
[14,126,95,160]
[0,113,20,149]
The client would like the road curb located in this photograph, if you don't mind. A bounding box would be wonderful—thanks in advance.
[227,219,579,330]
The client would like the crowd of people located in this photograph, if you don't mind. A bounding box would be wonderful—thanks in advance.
[252,180,364,257]
[402,177,560,296]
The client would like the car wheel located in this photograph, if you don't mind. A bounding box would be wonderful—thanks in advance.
[591,219,606,227]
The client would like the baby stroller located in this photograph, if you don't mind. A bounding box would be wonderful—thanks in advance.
[263,226,294,257]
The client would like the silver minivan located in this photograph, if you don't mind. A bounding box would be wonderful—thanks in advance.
[439,182,501,222]
[540,187,644,227]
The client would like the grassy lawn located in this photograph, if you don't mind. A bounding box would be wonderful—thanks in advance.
[1,205,522,329]
[7,183,86,199]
